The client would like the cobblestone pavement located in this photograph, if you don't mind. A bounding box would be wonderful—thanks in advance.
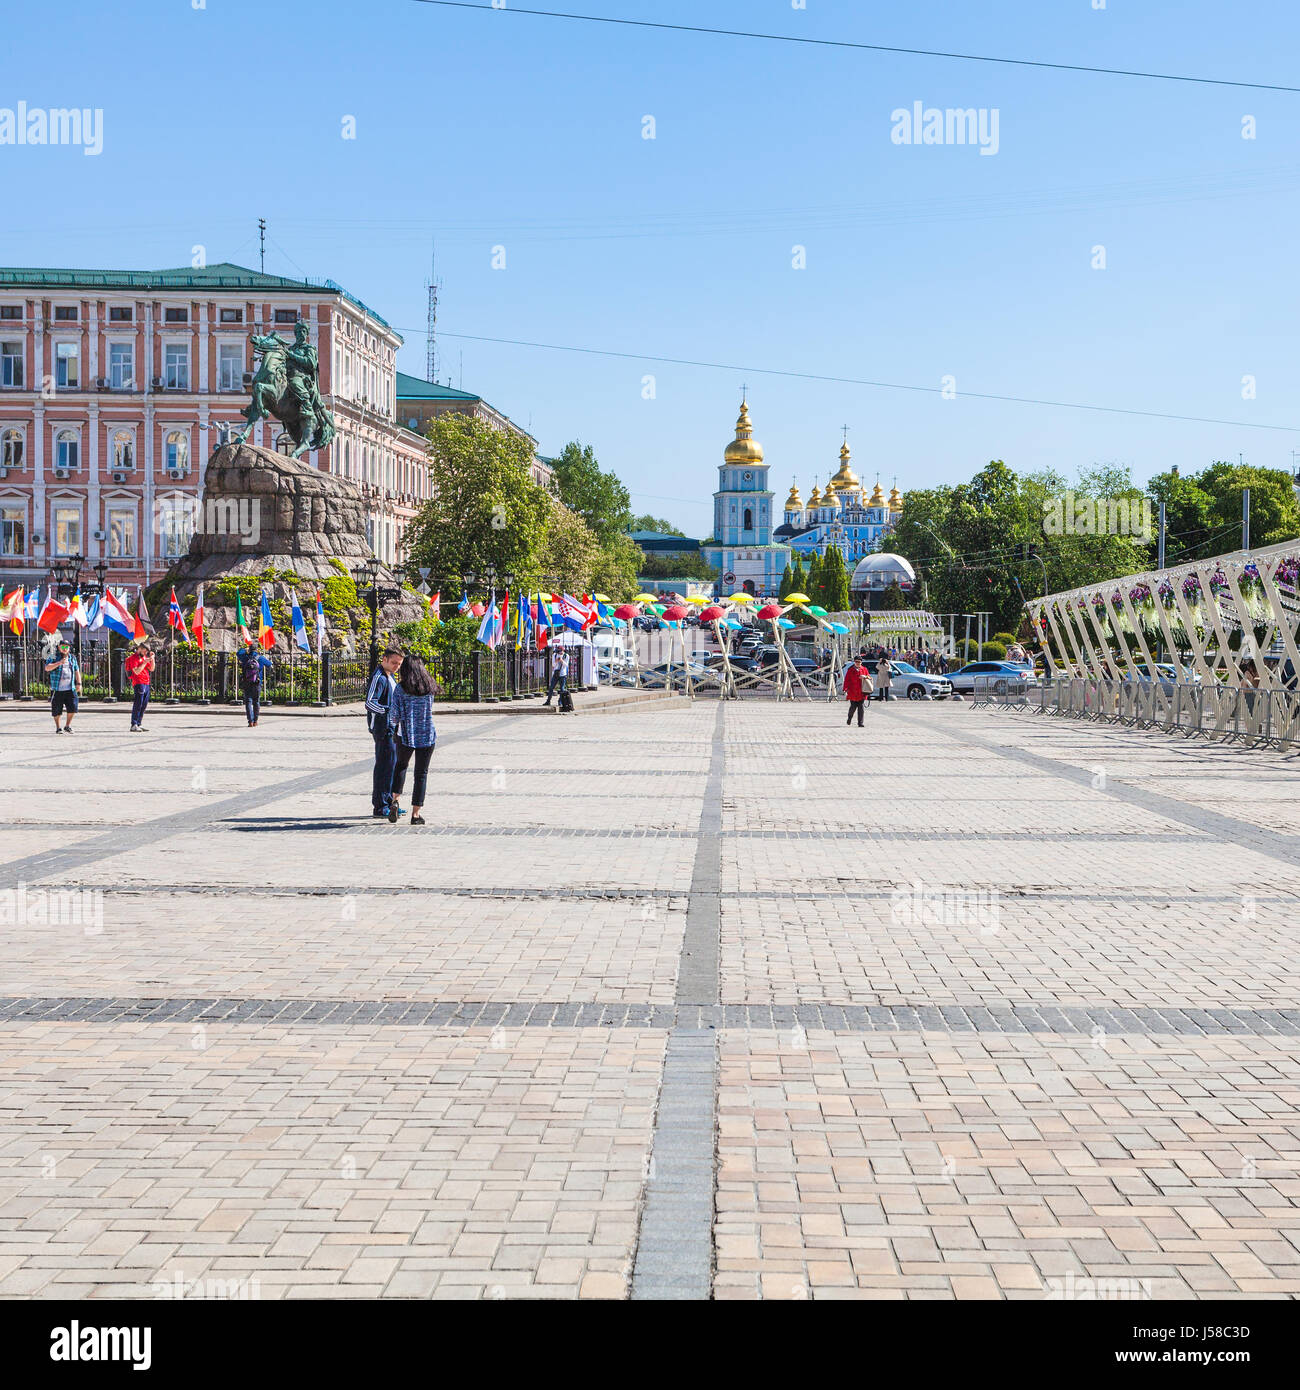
[1,701,1298,1300]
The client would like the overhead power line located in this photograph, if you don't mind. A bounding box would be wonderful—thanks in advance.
[410,0,1300,94]
[434,329,1299,434]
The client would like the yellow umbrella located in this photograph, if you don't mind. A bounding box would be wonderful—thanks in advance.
[594,593,612,603]
[728,593,756,604]
[635,593,659,603]
[686,594,710,605]
[785,592,811,604]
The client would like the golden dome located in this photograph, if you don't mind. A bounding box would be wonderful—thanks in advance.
[807,483,822,506]
[869,479,885,507]
[831,440,860,493]
[724,400,764,465]
[888,484,903,511]
[784,481,803,510]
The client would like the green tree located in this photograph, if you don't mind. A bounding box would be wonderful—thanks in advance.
[638,550,719,582]
[551,440,633,546]
[790,555,809,597]
[630,513,685,535]
[402,414,551,591]
[778,560,794,599]
[819,546,851,612]
[881,580,908,611]
[805,551,824,607]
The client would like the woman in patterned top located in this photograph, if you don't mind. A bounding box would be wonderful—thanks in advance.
[386,655,436,826]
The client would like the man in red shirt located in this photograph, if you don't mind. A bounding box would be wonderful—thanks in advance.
[125,644,155,731]
[842,654,873,727]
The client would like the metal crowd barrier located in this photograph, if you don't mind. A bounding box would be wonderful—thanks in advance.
[993,675,1300,752]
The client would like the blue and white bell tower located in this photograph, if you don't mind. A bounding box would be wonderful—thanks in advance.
[701,399,790,596]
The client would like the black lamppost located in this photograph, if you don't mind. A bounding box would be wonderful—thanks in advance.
[352,557,402,675]
[85,556,115,700]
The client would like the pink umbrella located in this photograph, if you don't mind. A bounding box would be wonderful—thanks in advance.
[661,605,689,622]
[757,603,783,619]
[699,605,725,621]
[614,603,640,620]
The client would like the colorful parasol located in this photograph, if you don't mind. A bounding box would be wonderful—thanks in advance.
[699,605,726,622]
[784,591,811,604]
[661,605,689,622]
[614,603,641,620]
[757,603,783,619]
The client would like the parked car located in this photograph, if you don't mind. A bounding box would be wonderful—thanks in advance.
[739,646,820,676]
[948,660,1037,695]
[888,660,954,701]
[633,615,662,631]
[640,661,711,689]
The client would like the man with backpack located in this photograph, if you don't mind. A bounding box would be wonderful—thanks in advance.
[544,646,571,709]
[238,637,272,726]
[45,639,82,734]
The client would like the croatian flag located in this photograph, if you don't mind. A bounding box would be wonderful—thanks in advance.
[558,594,591,633]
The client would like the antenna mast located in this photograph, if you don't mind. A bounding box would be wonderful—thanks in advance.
[425,244,441,383]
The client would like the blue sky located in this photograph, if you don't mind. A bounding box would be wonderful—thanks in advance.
[6,0,1300,534]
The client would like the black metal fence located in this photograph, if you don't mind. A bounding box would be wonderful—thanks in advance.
[0,632,550,705]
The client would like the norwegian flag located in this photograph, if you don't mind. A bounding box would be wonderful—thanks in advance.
[167,586,190,641]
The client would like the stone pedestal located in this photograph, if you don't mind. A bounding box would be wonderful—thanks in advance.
[162,441,426,654]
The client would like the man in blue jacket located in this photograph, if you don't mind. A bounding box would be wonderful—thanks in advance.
[366,648,405,818]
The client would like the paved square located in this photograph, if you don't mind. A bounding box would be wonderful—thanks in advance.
[1,699,1298,1299]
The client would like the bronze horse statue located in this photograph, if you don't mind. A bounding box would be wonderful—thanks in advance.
[235,322,336,459]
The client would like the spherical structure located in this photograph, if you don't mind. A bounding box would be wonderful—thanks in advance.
[850,552,916,592]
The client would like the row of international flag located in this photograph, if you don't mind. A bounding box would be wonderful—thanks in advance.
[0,583,328,655]
[423,588,605,651]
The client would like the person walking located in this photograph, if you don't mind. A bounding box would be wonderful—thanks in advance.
[842,653,873,726]
[366,647,404,819]
[387,654,436,826]
[544,645,571,707]
[125,643,154,731]
[45,639,81,733]
[237,637,271,726]
[875,652,894,702]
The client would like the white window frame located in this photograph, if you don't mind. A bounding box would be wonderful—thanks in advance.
[217,340,244,392]
[163,341,190,391]
[107,503,137,558]
[0,500,25,555]
[111,429,135,471]
[156,494,192,559]
[0,339,23,387]
[165,430,189,472]
[55,428,80,472]
[108,340,134,390]
[54,339,80,389]
[0,426,24,468]
[53,501,82,556]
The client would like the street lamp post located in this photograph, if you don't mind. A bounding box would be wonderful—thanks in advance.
[352,557,402,676]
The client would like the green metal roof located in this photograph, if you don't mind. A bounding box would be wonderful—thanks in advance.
[395,371,481,402]
[0,262,397,335]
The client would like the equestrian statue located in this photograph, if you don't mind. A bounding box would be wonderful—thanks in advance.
[234,320,336,459]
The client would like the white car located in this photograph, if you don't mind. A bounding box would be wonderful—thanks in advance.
[888,661,954,700]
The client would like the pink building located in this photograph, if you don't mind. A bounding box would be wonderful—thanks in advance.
[0,262,435,596]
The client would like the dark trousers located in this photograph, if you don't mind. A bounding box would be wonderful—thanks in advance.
[130,683,150,726]
[243,685,260,722]
[371,723,396,811]
[545,670,568,702]
[391,742,433,807]
[846,698,865,726]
